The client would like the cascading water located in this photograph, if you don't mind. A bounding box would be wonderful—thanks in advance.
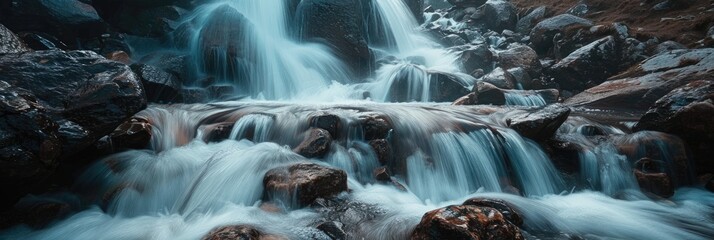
[3,1,714,240]
[505,92,548,107]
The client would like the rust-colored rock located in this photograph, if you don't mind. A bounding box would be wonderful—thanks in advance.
[368,139,393,165]
[411,205,524,240]
[293,128,332,158]
[263,163,347,207]
[462,198,523,226]
[110,117,152,150]
[634,158,674,198]
[201,225,262,240]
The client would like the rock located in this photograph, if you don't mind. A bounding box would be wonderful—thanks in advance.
[198,5,255,84]
[462,198,523,226]
[474,81,506,105]
[138,52,193,84]
[453,44,494,75]
[105,51,132,65]
[131,64,183,103]
[470,0,518,33]
[530,14,594,55]
[565,48,714,110]
[109,117,152,150]
[18,32,67,51]
[317,221,347,240]
[80,32,131,56]
[447,0,487,7]
[480,67,516,89]
[5,0,106,42]
[653,41,687,55]
[263,163,348,207]
[507,104,571,141]
[516,6,547,34]
[634,158,674,198]
[360,114,393,140]
[201,225,262,240]
[0,23,31,54]
[297,0,373,78]
[308,113,341,139]
[373,167,391,182]
[634,80,714,174]
[707,178,714,192]
[427,71,472,102]
[368,139,393,165]
[202,122,234,143]
[181,88,208,103]
[504,89,560,105]
[112,5,184,38]
[566,3,589,17]
[0,201,71,228]
[411,205,523,240]
[497,44,542,79]
[0,50,146,208]
[293,128,333,158]
[549,36,620,91]
[453,92,478,105]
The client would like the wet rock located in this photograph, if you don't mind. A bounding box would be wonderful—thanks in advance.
[80,32,131,56]
[181,88,208,103]
[549,36,620,91]
[474,82,506,105]
[138,52,193,84]
[201,225,262,240]
[263,163,348,207]
[312,198,385,237]
[0,201,72,228]
[404,0,425,23]
[530,14,594,55]
[373,167,391,182]
[480,67,516,89]
[105,51,132,65]
[453,44,494,75]
[368,139,393,165]
[497,44,542,79]
[507,104,571,141]
[18,32,67,51]
[297,0,373,78]
[111,5,184,38]
[427,71,472,102]
[293,128,332,158]
[0,23,31,54]
[634,158,674,198]
[317,221,347,240]
[309,113,341,139]
[634,80,714,174]
[565,48,714,110]
[411,204,523,240]
[360,114,393,141]
[470,0,518,33]
[198,5,255,83]
[462,198,523,226]
[131,64,183,103]
[109,117,152,150]
[447,0,487,7]
[202,122,235,143]
[4,0,106,42]
[0,50,146,208]
[516,6,547,34]
[453,92,478,105]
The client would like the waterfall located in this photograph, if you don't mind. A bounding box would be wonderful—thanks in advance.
[505,92,548,106]
[187,0,350,99]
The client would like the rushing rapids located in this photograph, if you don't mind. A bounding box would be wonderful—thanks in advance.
[1,0,713,240]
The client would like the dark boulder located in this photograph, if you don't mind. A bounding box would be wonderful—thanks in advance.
[506,104,571,141]
[469,0,518,33]
[497,44,542,80]
[360,114,393,141]
[452,44,494,75]
[202,122,234,143]
[633,158,674,198]
[404,0,425,23]
[308,113,342,139]
[428,71,472,102]
[411,204,523,240]
[516,6,547,34]
[480,67,516,89]
[474,81,506,105]
[109,117,152,150]
[634,80,714,175]
[297,0,373,78]
[0,23,31,54]
[293,128,333,158]
[139,52,194,85]
[529,14,594,55]
[447,0,486,7]
[197,5,255,84]
[317,221,347,240]
[263,163,347,207]
[549,36,620,91]
[0,50,146,208]
[565,48,714,110]
[18,32,68,51]
[131,64,183,103]
[462,198,523,226]
[4,0,106,42]
[368,139,393,165]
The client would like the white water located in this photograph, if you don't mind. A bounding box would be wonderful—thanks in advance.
[3,1,714,239]
[505,92,548,107]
